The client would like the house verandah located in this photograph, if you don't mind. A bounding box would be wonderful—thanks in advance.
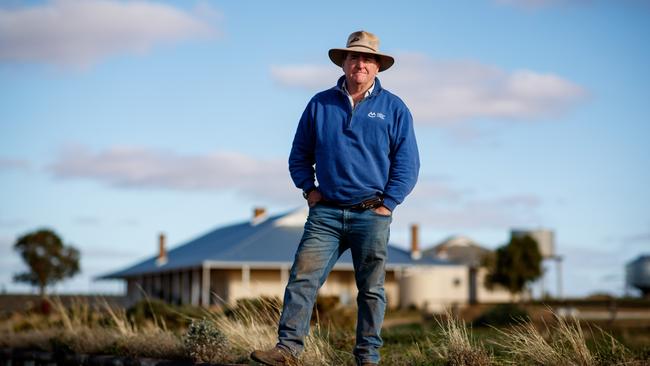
[123,262,404,309]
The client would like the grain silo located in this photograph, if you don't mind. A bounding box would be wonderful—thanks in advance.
[511,228,555,259]
[626,255,650,297]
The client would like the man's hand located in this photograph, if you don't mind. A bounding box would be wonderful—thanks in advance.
[373,205,392,216]
[307,190,322,208]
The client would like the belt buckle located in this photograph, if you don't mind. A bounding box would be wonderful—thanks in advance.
[360,197,382,210]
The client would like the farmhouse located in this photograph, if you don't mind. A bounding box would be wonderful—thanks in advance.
[100,208,510,312]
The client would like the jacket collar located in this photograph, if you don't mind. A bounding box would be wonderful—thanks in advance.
[336,75,382,97]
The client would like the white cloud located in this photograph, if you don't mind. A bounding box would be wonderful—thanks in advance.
[408,178,466,202]
[270,53,586,124]
[45,144,547,231]
[397,187,542,230]
[430,196,540,229]
[0,0,218,67]
[387,176,543,231]
[271,64,338,90]
[47,145,297,201]
[269,64,335,90]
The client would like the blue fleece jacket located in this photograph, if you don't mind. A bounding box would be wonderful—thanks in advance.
[288,76,419,211]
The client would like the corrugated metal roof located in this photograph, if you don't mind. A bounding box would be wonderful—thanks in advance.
[99,208,452,279]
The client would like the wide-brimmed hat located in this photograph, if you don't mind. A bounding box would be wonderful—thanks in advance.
[328,30,394,72]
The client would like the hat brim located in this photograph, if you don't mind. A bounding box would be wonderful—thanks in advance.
[328,47,394,72]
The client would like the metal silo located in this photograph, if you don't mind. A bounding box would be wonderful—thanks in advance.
[511,229,555,259]
[626,255,650,297]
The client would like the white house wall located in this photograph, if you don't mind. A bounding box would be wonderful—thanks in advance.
[399,265,469,312]
[213,268,400,309]
[226,268,287,304]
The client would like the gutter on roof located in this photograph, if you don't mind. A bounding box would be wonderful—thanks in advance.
[97,257,461,280]
[201,260,459,271]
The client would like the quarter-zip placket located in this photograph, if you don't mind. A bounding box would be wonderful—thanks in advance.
[340,90,355,129]
[341,90,373,129]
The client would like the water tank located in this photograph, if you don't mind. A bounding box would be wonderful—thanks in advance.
[398,266,468,313]
[626,255,650,297]
[511,229,555,259]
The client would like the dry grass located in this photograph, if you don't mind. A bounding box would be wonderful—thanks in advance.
[55,327,120,355]
[433,310,493,366]
[56,297,183,358]
[492,319,565,365]
[1,297,648,366]
[555,314,594,365]
[0,328,59,350]
[0,295,343,364]
[591,328,637,366]
[492,310,641,366]
[0,296,185,360]
[205,296,345,365]
[115,329,184,359]
[397,306,646,366]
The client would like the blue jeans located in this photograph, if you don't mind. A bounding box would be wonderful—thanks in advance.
[277,203,391,365]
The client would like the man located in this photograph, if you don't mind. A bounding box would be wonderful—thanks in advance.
[251,30,419,366]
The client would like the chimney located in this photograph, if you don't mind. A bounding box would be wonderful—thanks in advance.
[411,224,421,260]
[156,233,168,266]
[254,207,266,219]
[252,207,267,225]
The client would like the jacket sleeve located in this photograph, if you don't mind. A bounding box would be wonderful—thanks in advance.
[382,106,420,211]
[288,100,317,192]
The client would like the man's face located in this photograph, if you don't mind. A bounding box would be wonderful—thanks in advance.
[342,52,380,88]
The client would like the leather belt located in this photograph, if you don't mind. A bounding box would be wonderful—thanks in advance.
[319,196,384,210]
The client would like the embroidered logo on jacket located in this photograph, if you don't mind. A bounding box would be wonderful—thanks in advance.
[367,112,385,120]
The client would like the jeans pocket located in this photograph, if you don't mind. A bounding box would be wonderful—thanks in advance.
[307,202,327,221]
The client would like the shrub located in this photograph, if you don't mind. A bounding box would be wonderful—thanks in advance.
[183,319,229,364]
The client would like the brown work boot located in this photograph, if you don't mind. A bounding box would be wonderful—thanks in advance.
[250,346,298,366]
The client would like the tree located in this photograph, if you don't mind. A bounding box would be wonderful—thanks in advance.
[13,229,80,296]
[485,234,542,300]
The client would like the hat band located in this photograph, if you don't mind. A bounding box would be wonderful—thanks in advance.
[347,44,378,53]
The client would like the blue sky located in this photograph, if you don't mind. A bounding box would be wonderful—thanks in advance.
[1,0,648,297]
